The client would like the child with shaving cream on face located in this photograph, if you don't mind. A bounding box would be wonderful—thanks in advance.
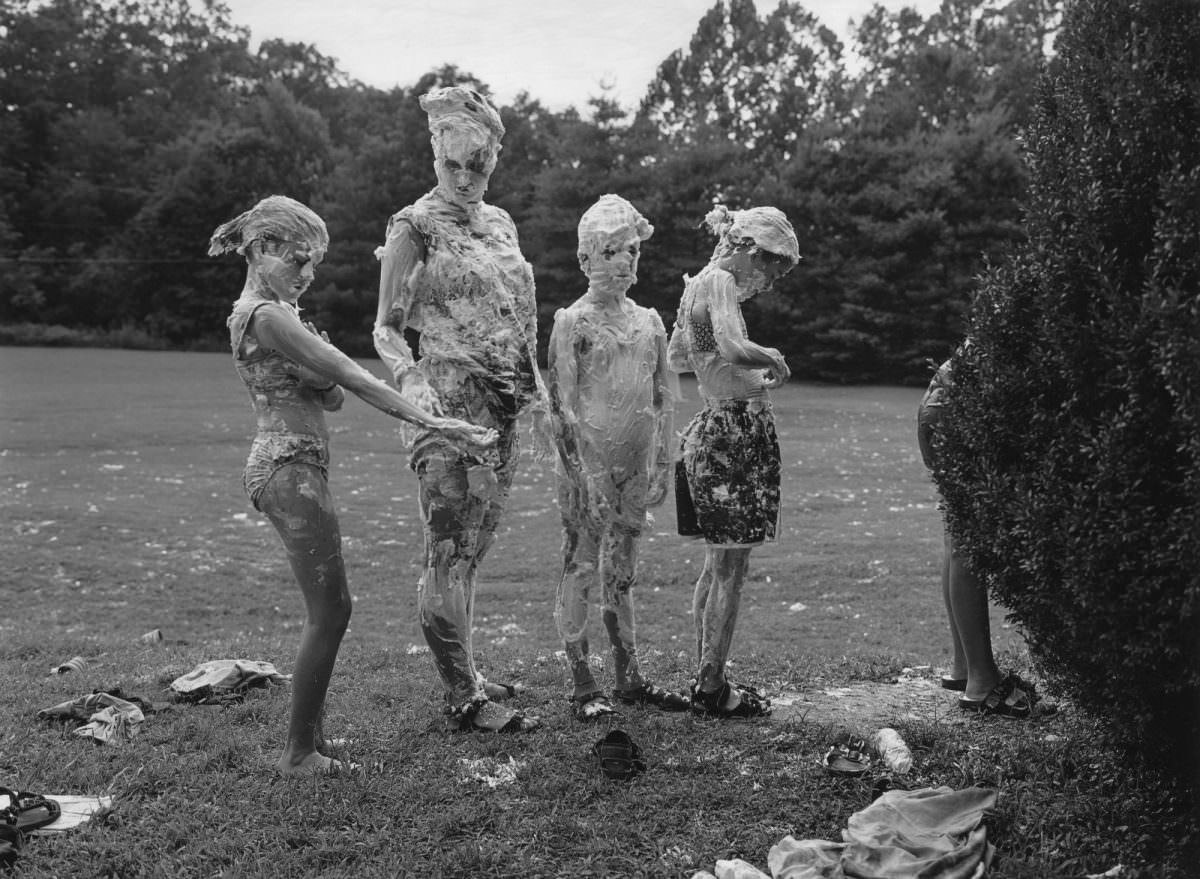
[548,194,690,722]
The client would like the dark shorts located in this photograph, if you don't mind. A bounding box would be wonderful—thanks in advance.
[677,399,780,547]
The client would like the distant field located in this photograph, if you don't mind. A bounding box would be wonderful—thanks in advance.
[0,345,1019,665]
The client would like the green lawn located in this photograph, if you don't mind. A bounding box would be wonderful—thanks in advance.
[1,347,1193,878]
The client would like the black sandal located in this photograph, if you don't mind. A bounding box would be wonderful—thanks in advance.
[1,787,62,864]
[613,682,691,712]
[691,681,771,718]
[1,788,61,833]
[592,729,646,780]
[959,672,1042,718]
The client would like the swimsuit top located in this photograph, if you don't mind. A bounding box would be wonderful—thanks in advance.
[227,296,327,440]
[671,264,768,402]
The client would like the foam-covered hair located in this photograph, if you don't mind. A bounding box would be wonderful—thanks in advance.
[577,194,654,253]
[703,205,799,264]
[420,86,505,146]
[208,195,328,257]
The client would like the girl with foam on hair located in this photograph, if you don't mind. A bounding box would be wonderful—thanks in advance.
[667,204,799,718]
[213,195,496,774]
[373,87,550,733]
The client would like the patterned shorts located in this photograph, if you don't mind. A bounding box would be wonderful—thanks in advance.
[677,399,780,547]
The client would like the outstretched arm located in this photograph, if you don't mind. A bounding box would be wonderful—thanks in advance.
[253,305,494,451]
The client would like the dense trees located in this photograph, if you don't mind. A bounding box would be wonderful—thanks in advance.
[1,0,1056,380]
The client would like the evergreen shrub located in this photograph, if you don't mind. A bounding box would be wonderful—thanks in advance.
[934,0,1200,787]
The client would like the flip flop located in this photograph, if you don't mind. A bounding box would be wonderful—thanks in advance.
[822,733,872,777]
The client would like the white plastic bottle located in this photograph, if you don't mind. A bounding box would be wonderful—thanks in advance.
[872,727,913,774]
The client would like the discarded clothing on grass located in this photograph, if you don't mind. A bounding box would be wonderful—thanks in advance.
[169,659,290,704]
[691,786,997,879]
[36,690,156,744]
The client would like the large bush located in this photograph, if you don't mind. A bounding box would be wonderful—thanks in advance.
[935,0,1200,786]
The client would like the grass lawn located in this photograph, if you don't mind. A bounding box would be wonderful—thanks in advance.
[1,346,1195,878]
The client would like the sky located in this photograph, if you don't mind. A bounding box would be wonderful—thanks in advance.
[218,0,942,112]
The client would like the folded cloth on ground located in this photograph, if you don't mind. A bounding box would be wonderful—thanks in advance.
[169,659,289,703]
[36,692,146,744]
[691,786,997,879]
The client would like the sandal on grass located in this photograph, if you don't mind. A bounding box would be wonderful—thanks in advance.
[613,682,691,712]
[823,733,872,777]
[571,691,619,722]
[1,787,62,862]
[0,788,61,833]
[445,697,540,733]
[592,729,646,780]
[690,681,771,719]
[959,672,1045,718]
[940,675,967,692]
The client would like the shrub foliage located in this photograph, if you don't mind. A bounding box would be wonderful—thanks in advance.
[936,0,1200,785]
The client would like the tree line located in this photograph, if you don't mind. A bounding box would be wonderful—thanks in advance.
[0,0,1060,383]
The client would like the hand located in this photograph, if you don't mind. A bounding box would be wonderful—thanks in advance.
[435,417,498,452]
[645,461,670,508]
[303,321,331,344]
[762,351,790,389]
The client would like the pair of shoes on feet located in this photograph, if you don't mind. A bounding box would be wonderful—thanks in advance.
[446,696,540,733]
[613,682,691,712]
[573,682,691,721]
[690,681,771,719]
[958,672,1056,718]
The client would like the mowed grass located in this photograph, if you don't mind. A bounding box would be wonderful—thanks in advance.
[1,346,1195,878]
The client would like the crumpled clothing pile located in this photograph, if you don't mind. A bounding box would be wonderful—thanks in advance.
[168,659,290,705]
[693,786,997,879]
[36,690,161,745]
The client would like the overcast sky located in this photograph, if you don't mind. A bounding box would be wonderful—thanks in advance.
[219,0,942,111]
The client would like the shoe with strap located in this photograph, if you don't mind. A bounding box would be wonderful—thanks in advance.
[613,681,691,712]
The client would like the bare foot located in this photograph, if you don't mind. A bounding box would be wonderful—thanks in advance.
[276,751,352,777]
